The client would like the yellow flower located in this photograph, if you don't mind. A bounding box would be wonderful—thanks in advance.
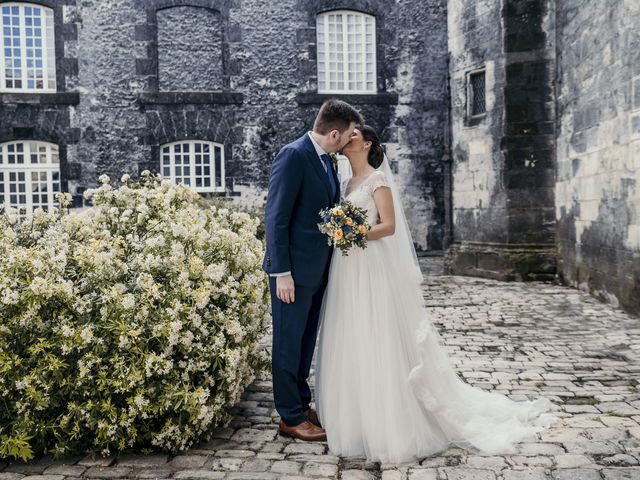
[345,217,354,226]
[332,208,344,216]
[357,225,366,234]
[334,229,344,240]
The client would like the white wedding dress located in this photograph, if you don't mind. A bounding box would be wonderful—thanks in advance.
[315,163,557,464]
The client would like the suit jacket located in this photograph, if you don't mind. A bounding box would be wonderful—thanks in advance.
[263,133,340,286]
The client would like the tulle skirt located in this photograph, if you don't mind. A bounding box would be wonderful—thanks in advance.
[315,237,558,464]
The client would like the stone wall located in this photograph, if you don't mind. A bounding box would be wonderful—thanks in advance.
[446,0,509,277]
[555,0,640,313]
[447,0,557,280]
[157,6,224,92]
[447,0,640,313]
[0,0,80,197]
[500,0,556,279]
[3,0,639,311]
[0,0,449,252]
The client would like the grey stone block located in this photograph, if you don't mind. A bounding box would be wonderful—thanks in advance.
[131,468,173,479]
[602,468,640,479]
[167,456,209,469]
[553,469,603,480]
[42,465,87,477]
[443,468,496,480]
[115,454,169,468]
[84,467,131,478]
[302,462,339,477]
[173,471,225,480]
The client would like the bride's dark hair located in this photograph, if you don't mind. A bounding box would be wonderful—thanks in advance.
[357,124,385,168]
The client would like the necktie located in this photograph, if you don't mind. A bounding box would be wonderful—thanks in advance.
[321,154,337,198]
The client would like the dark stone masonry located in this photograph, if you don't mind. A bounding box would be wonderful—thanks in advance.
[0,0,638,313]
[446,0,639,314]
[446,0,557,282]
[0,0,448,251]
[553,0,640,316]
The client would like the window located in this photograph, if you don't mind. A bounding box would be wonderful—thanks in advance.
[1,3,56,93]
[316,10,376,94]
[0,141,60,216]
[161,141,225,193]
[468,69,486,117]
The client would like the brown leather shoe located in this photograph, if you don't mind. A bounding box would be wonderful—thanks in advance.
[278,419,327,441]
[304,408,322,428]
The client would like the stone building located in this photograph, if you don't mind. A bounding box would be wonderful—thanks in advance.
[447,0,639,314]
[0,0,448,252]
[0,0,638,313]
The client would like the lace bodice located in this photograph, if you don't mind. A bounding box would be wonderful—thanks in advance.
[342,170,390,224]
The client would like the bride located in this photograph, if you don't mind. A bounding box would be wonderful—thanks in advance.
[315,125,558,464]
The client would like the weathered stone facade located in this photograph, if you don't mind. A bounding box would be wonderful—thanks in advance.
[2,0,638,313]
[0,0,80,196]
[446,0,556,282]
[0,0,449,251]
[447,0,640,313]
[157,6,224,92]
[555,0,640,314]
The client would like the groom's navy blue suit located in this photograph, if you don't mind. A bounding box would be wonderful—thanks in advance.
[263,133,340,426]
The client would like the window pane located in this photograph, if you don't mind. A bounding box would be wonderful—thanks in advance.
[160,141,223,192]
[0,4,56,92]
[0,141,60,217]
[470,71,486,116]
[214,147,222,188]
[317,11,376,94]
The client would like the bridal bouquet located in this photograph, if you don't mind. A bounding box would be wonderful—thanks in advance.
[318,201,370,255]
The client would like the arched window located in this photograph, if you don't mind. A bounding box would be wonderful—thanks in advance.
[316,10,376,94]
[157,6,223,92]
[0,3,56,92]
[0,141,60,215]
[160,140,225,193]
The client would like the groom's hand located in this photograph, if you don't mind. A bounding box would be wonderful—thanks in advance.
[276,274,295,304]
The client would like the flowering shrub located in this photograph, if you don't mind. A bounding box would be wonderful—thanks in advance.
[0,172,270,460]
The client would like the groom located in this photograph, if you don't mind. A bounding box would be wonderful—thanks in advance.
[263,99,363,441]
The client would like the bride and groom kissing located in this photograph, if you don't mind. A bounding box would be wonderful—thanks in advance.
[262,99,557,464]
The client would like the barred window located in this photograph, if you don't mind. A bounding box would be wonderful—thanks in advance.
[161,140,225,193]
[0,141,61,216]
[1,3,56,92]
[316,10,376,94]
[468,69,486,117]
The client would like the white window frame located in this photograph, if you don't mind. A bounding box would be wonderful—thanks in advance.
[0,140,61,216]
[160,140,225,193]
[316,10,376,94]
[0,2,57,93]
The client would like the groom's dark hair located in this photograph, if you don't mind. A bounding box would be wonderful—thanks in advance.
[313,99,363,135]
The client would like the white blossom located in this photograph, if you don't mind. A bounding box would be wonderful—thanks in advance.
[121,294,135,310]
[0,173,269,459]
[80,325,94,344]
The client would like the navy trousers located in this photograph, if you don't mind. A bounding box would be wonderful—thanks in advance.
[269,276,327,426]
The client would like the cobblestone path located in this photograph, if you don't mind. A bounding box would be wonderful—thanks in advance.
[2,258,640,480]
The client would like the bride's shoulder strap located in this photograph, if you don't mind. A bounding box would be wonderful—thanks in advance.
[370,170,390,193]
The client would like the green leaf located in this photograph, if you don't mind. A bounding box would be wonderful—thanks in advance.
[0,434,34,462]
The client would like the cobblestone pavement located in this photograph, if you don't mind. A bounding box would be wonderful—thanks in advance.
[3,258,640,480]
